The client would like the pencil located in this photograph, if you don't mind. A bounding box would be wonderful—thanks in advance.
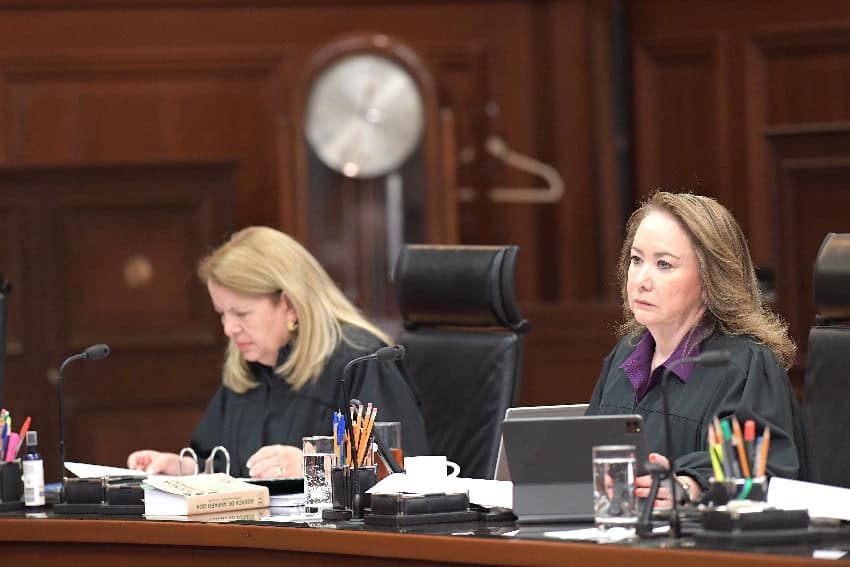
[732,417,751,478]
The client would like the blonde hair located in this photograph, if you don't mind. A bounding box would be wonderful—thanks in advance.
[198,226,392,393]
[616,191,796,369]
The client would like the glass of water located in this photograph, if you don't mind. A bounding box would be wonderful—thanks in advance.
[302,435,336,513]
[592,444,638,530]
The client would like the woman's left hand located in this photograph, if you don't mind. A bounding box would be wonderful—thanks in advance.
[246,444,303,479]
[634,453,701,508]
[635,453,675,508]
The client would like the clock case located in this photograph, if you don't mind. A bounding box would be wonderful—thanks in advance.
[292,33,458,330]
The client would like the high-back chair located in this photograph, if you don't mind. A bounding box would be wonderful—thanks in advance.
[803,232,850,487]
[394,244,530,479]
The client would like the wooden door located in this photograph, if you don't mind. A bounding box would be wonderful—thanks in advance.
[0,162,233,481]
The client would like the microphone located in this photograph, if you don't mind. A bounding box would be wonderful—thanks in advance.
[339,345,405,416]
[57,344,110,491]
[658,349,731,537]
[338,345,406,469]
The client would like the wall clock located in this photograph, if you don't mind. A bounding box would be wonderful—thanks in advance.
[304,52,425,179]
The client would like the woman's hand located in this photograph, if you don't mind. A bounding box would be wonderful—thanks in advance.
[634,453,701,508]
[127,450,187,476]
[246,444,303,479]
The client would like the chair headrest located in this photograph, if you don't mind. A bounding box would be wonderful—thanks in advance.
[814,233,850,323]
[394,244,530,334]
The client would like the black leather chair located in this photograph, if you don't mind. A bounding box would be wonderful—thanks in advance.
[803,233,850,487]
[394,244,530,479]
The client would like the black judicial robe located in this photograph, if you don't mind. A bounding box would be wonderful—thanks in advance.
[586,331,807,490]
[191,327,429,477]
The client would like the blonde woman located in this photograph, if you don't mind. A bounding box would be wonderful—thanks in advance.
[587,192,805,506]
[128,227,427,478]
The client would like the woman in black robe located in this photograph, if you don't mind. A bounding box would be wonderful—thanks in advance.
[586,192,805,506]
[128,226,428,478]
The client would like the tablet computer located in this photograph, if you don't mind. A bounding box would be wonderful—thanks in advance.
[502,414,648,524]
[493,403,589,481]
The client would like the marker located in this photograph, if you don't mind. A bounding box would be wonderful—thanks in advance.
[4,433,19,462]
[720,419,740,478]
[13,416,31,459]
[743,420,756,470]
[757,426,771,477]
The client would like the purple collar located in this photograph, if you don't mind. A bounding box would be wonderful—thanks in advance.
[619,324,704,403]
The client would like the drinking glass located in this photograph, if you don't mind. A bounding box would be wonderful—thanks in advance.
[302,435,335,513]
[592,444,638,530]
[372,421,403,480]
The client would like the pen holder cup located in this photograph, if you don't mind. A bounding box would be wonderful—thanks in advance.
[330,465,378,518]
[707,476,766,506]
[0,460,23,503]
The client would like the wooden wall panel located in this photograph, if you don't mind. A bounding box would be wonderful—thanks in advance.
[1,49,288,228]
[766,126,850,374]
[634,35,728,202]
[521,303,621,405]
[632,2,850,387]
[0,163,233,478]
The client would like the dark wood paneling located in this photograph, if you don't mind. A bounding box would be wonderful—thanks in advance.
[0,163,233,479]
[520,302,621,405]
[634,35,728,201]
[767,125,850,380]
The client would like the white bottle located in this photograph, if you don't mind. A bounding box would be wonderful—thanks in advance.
[23,430,45,506]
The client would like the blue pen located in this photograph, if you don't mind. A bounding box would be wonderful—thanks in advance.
[0,420,8,460]
[337,415,346,465]
[332,412,340,462]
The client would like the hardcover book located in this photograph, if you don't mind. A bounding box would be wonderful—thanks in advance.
[143,473,270,516]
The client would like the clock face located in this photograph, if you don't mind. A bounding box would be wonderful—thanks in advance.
[305,53,425,179]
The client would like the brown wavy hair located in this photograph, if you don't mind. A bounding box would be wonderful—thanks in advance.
[616,191,796,369]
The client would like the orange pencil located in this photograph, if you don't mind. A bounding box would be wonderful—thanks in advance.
[732,417,751,478]
[359,407,378,467]
[356,404,373,466]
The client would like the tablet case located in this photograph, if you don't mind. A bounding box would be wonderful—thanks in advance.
[502,414,648,524]
[493,403,589,481]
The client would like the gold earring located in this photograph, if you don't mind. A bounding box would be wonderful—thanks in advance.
[287,319,298,332]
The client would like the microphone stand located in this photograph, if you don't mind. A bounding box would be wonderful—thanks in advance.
[56,344,110,498]
[0,275,9,414]
[334,344,405,518]
[645,349,731,538]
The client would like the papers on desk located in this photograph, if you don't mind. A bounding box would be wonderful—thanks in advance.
[65,461,146,479]
[366,473,513,509]
[767,477,850,521]
[543,526,642,542]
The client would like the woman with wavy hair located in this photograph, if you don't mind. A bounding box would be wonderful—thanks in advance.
[587,191,805,506]
[128,226,428,478]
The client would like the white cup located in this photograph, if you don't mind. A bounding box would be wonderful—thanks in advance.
[403,456,460,494]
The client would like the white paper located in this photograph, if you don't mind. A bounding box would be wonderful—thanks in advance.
[366,473,513,509]
[543,527,638,542]
[767,477,850,521]
[270,493,305,507]
[65,461,146,479]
